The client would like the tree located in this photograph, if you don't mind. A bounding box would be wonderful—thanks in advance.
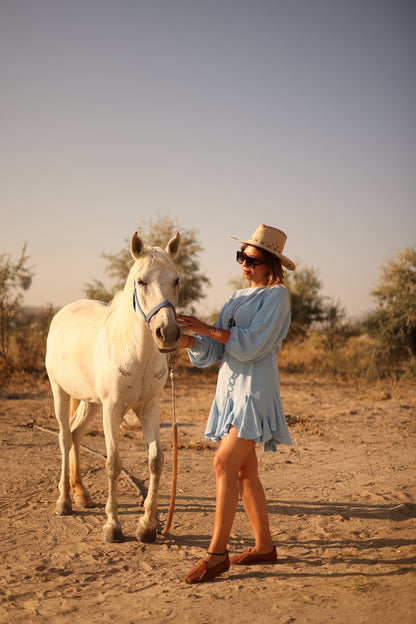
[84,214,211,313]
[0,243,34,360]
[285,265,328,337]
[366,246,416,362]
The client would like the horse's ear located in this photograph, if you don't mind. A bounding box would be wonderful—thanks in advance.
[130,232,144,259]
[166,232,181,259]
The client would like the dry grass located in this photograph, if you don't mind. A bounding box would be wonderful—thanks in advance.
[278,334,416,382]
[1,325,415,393]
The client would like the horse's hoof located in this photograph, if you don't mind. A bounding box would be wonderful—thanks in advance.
[74,493,94,508]
[102,525,124,543]
[55,501,73,516]
[136,524,157,543]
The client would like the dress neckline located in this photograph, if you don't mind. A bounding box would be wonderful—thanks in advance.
[228,287,267,329]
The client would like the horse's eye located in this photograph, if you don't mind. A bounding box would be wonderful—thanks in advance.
[136,278,146,287]
[174,277,180,288]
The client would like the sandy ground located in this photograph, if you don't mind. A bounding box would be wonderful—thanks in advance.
[0,369,415,624]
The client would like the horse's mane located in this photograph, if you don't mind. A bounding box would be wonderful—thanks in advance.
[102,247,177,352]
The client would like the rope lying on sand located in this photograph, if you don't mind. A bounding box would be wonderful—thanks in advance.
[33,423,148,503]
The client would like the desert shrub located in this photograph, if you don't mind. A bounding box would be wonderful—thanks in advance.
[0,243,34,363]
[402,355,416,380]
[278,330,416,381]
[365,246,416,364]
[14,310,53,372]
[285,265,327,338]
[0,306,54,385]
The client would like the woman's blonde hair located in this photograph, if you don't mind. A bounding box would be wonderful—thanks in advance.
[242,244,285,286]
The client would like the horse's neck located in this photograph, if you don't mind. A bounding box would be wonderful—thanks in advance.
[104,292,153,358]
[131,318,158,354]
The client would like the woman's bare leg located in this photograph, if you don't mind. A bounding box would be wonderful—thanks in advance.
[238,447,274,553]
[206,427,256,566]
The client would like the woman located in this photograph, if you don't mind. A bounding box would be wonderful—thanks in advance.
[177,224,295,584]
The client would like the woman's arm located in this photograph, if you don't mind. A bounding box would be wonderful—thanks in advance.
[177,314,230,346]
[177,333,195,349]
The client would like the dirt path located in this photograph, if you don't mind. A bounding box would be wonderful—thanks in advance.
[1,374,415,624]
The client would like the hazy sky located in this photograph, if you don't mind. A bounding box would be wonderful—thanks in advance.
[1,0,415,318]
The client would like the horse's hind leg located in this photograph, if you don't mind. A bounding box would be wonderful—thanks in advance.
[69,398,98,508]
[50,383,73,516]
[136,405,164,543]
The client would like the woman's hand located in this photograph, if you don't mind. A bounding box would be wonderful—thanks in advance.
[177,314,211,337]
[177,314,230,345]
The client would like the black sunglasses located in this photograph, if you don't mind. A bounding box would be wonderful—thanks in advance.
[236,251,264,269]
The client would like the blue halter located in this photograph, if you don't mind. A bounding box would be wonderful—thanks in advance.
[133,284,176,326]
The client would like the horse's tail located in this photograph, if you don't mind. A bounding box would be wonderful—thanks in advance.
[69,396,81,424]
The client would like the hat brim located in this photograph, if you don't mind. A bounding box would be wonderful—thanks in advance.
[229,236,296,271]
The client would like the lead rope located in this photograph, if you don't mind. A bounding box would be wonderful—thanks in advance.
[161,352,178,534]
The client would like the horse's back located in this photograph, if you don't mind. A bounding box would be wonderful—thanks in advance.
[47,299,107,350]
[46,299,107,398]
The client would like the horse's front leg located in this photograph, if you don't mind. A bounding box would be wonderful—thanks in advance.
[102,403,124,543]
[136,403,164,543]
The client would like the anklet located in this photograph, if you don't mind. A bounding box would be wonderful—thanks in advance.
[207,550,228,556]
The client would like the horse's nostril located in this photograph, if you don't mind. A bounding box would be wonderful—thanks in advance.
[154,322,179,345]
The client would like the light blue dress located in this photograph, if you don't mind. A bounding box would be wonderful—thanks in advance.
[187,285,292,452]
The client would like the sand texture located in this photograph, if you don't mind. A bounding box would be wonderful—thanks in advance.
[1,373,415,624]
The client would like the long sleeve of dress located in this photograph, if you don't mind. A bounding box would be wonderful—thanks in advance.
[187,333,225,368]
[224,287,290,362]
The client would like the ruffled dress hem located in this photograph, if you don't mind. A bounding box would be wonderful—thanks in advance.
[204,393,292,452]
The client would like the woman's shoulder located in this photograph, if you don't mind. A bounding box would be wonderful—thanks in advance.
[229,287,253,299]
[264,284,288,297]
[262,285,290,306]
[229,285,288,302]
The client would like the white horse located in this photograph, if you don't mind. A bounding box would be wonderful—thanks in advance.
[45,232,181,543]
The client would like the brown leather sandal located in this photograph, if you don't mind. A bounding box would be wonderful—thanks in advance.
[184,551,230,584]
[229,546,277,565]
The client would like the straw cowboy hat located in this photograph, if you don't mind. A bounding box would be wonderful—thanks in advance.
[230,224,296,271]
